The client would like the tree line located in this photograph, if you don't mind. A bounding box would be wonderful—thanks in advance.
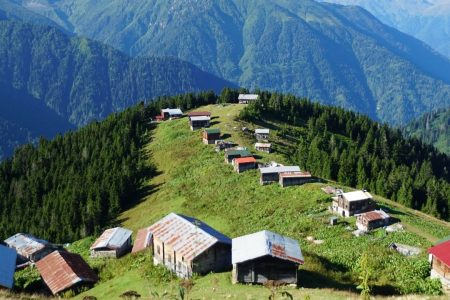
[239,91,450,220]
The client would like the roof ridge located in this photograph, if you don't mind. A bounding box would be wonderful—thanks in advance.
[172,213,219,242]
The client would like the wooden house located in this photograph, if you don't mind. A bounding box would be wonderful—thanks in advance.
[255,142,272,153]
[131,227,153,254]
[4,233,56,263]
[90,227,132,258]
[190,116,211,130]
[0,244,17,289]
[148,213,232,278]
[36,251,98,295]
[254,129,270,141]
[187,111,211,118]
[233,157,257,173]
[224,149,252,164]
[203,128,221,144]
[279,171,313,187]
[238,94,259,104]
[161,108,183,120]
[259,166,300,185]
[232,230,304,285]
[356,210,390,231]
[428,241,450,288]
[331,190,375,217]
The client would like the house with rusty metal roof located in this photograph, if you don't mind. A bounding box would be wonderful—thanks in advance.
[4,233,56,263]
[259,166,300,185]
[0,244,17,289]
[148,213,232,278]
[279,171,314,187]
[90,227,132,258]
[356,210,390,232]
[232,230,304,285]
[428,240,450,288]
[131,227,153,254]
[36,251,98,295]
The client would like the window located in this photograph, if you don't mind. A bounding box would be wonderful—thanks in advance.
[168,255,172,263]
[157,246,161,255]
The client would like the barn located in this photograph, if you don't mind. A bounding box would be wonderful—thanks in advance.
[232,230,304,285]
[4,233,56,263]
[189,116,211,130]
[254,129,270,141]
[356,210,390,231]
[255,143,272,153]
[148,213,231,278]
[224,149,252,164]
[233,157,257,173]
[279,171,313,187]
[0,244,17,289]
[36,251,98,295]
[90,227,132,258]
[259,166,300,185]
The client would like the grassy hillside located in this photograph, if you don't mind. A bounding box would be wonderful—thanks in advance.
[66,104,450,299]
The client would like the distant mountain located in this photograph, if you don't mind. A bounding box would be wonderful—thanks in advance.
[0,20,234,158]
[5,0,450,126]
[319,0,450,59]
[403,108,450,155]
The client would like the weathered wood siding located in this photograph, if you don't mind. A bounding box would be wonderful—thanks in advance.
[233,256,298,284]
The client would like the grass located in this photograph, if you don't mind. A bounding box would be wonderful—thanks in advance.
[70,104,449,299]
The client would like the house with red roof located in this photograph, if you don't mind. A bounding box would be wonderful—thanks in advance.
[428,240,450,287]
[233,157,256,173]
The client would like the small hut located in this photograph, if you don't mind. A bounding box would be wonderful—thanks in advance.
[233,157,257,173]
[232,230,304,285]
[203,128,221,144]
[90,227,132,258]
[224,149,252,164]
[4,233,56,263]
[131,227,153,254]
[255,143,272,153]
[259,166,300,185]
[356,210,390,231]
[0,244,17,289]
[36,251,98,295]
[238,94,259,104]
[279,171,313,187]
[254,129,270,141]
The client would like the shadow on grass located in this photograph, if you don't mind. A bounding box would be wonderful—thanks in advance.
[210,121,221,126]
[378,204,407,217]
[221,133,232,139]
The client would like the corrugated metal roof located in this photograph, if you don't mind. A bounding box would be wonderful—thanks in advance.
[359,210,390,222]
[204,128,220,134]
[149,213,231,261]
[342,190,373,202]
[260,166,300,174]
[0,245,17,289]
[225,149,251,157]
[234,157,256,164]
[162,108,183,115]
[279,171,312,178]
[36,251,98,295]
[255,128,270,134]
[90,227,132,250]
[187,111,211,117]
[255,143,271,148]
[232,230,304,265]
[429,240,450,267]
[190,116,210,121]
[238,94,259,100]
[4,233,51,258]
[131,228,153,254]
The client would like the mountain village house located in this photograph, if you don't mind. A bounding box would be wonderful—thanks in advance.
[0,244,17,289]
[232,230,304,285]
[187,111,211,130]
[259,166,300,185]
[90,227,132,258]
[238,94,259,104]
[331,190,375,217]
[255,142,272,153]
[148,213,232,278]
[254,129,270,141]
[131,227,152,254]
[233,156,257,173]
[428,240,450,288]
[279,171,313,187]
[4,233,56,263]
[155,108,183,121]
[203,128,221,144]
[356,210,390,231]
[224,149,252,164]
[36,251,98,295]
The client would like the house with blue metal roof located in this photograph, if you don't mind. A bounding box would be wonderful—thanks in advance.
[0,244,17,289]
[90,227,132,258]
[232,230,304,285]
[148,213,232,278]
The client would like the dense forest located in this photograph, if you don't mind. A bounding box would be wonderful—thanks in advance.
[403,108,450,155]
[239,92,450,220]
[0,92,219,243]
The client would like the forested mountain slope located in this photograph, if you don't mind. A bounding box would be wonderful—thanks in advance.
[320,0,450,58]
[403,108,450,155]
[6,0,450,125]
[0,20,234,159]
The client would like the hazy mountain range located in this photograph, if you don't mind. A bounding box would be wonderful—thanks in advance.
[320,0,450,58]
